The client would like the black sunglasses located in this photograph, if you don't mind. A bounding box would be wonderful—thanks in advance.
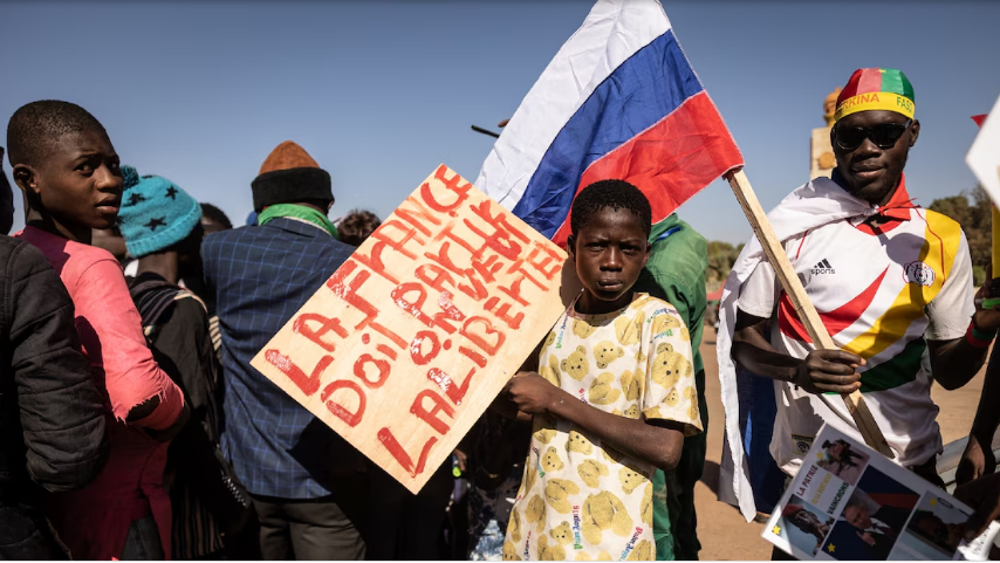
[834,119,912,151]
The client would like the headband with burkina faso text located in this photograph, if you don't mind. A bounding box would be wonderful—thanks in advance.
[835,68,915,122]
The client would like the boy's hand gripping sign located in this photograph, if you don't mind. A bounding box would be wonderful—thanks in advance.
[251,165,569,493]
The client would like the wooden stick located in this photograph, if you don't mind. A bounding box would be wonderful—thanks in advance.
[725,168,894,458]
[992,205,1000,277]
[995,167,1000,277]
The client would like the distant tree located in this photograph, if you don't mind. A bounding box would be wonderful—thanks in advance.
[702,187,992,291]
[929,186,991,285]
[706,240,744,288]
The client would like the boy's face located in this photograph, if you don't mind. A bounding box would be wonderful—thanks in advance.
[568,206,650,313]
[20,129,123,231]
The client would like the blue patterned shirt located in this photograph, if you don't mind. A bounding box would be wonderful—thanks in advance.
[202,217,360,499]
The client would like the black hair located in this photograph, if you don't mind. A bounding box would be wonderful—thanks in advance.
[908,509,951,547]
[200,203,233,230]
[7,100,107,168]
[338,209,381,247]
[570,179,652,238]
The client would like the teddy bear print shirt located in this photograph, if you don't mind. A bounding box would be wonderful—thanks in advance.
[504,293,703,561]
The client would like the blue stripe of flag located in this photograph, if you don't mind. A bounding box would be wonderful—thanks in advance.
[511,29,704,238]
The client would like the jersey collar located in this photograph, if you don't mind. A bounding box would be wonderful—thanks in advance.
[831,170,917,234]
[873,174,917,222]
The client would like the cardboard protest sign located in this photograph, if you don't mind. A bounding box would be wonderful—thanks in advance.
[967,95,1000,205]
[251,164,570,493]
[762,425,1000,561]
[967,96,1000,284]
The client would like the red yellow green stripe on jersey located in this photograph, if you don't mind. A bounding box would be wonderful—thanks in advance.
[777,208,962,393]
[840,209,961,360]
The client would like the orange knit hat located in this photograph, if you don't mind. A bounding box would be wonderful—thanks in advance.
[251,141,333,211]
[259,141,321,175]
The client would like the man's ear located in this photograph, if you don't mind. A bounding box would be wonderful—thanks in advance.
[908,119,920,147]
[642,241,651,268]
[12,164,40,196]
[566,234,576,261]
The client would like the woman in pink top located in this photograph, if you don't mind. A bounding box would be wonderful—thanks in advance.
[7,101,189,559]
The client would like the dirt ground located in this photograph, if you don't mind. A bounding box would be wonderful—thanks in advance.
[693,327,987,560]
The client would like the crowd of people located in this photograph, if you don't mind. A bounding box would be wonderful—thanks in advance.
[3,65,1000,563]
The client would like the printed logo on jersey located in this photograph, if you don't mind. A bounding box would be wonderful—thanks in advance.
[904,261,936,287]
[555,315,569,349]
[572,505,583,549]
[811,259,835,275]
[620,527,644,560]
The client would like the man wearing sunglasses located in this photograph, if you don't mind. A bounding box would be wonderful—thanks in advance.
[720,68,1000,525]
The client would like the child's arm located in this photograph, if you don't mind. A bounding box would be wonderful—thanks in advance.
[74,258,188,437]
[507,372,686,471]
[506,307,703,472]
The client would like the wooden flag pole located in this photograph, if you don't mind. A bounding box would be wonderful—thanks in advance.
[989,169,1000,310]
[725,168,894,458]
[993,205,1000,277]
[994,169,1000,280]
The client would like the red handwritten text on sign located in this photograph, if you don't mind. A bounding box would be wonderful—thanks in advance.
[251,165,568,493]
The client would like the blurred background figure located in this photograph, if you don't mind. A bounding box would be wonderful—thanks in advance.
[184,203,233,338]
[200,203,232,235]
[0,149,14,236]
[336,209,380,247]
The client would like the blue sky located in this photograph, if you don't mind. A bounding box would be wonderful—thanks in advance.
[3,1,999,244]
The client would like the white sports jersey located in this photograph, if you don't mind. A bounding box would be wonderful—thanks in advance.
[738,181,974,476]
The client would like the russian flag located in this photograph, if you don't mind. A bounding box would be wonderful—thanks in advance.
[475,0,743,247]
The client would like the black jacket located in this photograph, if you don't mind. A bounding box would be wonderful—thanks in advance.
[0,236,109,558]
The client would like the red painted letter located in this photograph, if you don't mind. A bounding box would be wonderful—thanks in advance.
[264,350,331,396]
[320,379,366,427]
[410,389,455,435]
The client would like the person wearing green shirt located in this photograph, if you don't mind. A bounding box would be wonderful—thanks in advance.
[634,213,709,561]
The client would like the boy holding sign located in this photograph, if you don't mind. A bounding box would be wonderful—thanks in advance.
[501,180,703,560]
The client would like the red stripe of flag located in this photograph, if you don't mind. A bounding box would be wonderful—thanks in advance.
[550,92,742,248]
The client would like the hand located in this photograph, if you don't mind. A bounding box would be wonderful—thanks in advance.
[505,371,560,415]
[856,531,876,546]
[453,449,468,473]
[973,265,1000,333]
[794,350,864,394]
[954,472,1000,541]
[957,434,997,486]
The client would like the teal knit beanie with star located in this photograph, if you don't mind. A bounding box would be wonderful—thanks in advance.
[117,166,201,258]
